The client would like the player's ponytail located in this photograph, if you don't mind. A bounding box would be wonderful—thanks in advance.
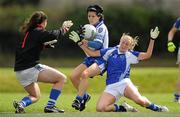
[19,11,47,33]
[130,36,139,50]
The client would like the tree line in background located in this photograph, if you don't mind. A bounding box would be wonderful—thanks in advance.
[0,0,40,6]
[0,4,179,59]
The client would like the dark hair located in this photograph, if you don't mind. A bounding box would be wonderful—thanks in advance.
[87,5,104,21]
[19,11,47,33]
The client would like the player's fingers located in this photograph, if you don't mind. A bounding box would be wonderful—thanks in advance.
[69,35,74,39]
[150,29,154,33]
[72,31,78,36]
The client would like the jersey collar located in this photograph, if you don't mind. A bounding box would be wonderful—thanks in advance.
[94,20,104,28]
[116,45,125,55]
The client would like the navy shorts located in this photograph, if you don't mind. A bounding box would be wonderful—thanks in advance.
[82,57,106,75]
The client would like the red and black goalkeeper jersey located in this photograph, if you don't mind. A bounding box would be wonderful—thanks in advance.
[14,28,63,71]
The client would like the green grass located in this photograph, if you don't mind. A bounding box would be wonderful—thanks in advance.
[1,93,180,112]
[0,67,180,116]
[1,112,180,117]
[0,67,178,93]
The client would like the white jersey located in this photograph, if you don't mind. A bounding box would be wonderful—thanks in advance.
[94,20,109,49]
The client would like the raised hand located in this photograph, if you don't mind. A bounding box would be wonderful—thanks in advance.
[62,20,73,33]
[69,31,81,43]
[150,26,160,40]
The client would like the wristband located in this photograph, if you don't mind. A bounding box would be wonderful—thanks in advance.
[151,38,156,40]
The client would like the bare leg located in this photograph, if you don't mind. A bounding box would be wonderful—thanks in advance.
[24,83,41,103]
[174,63,180,102]
[124,83,151,107]
[38,67,66,89]
[96,92,116,112]
[70,64,87,90]
[37,66,66,113]
[72,63,100,111]
[78,63,100,97]
[124,83,169,112]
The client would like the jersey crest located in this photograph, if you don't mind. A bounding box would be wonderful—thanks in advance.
[98,27,103,33]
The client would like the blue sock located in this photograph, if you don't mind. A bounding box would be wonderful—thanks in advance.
[76,95,83,102]
[46,88,61,108]
[20,97,32,107]
[114,104,120,112]
[146,103,159,111]
[83,93,89,100]
[114,104,126,112]
[174,93,180,100]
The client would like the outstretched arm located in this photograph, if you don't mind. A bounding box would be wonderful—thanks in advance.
[69,31,101,57]
[168,27,177,42]
[79,41,101,57]
[167,27,177,52]
[138,27,160,60]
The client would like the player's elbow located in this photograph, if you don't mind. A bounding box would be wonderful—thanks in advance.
[145,54,152,59]
[142,53,152,60]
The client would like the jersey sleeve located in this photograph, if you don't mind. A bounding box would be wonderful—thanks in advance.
[129,50,140,64]
[38,29,62,43]
[100,47,116,61]
[93,26,106,44]
[174,17,180,29]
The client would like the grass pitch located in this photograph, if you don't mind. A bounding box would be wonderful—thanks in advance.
[1,112,180,117]
[0,93,180,112]
[0,67,180,116]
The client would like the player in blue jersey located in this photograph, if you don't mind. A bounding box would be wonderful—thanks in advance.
[167,17,180,103]
[70,5,109,111]
[70,27,169,112]
[13,11,73,113]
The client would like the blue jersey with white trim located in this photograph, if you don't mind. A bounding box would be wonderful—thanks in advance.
[100,46,140,85]
[94,20,109,49]
[174,17,180,30]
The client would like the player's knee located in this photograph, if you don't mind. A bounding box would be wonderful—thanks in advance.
[96,106,104,112]
[36,95,41,101]
[81,71,89,79]
[58,74,67,83]
[70,72,81,82]
[96,105,106,112]
[62,75,67,83]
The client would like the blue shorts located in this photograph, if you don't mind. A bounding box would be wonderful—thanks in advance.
[82,57,106,75]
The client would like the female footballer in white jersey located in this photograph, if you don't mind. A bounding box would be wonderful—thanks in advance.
[71,26,169,112]
[167,17,180,103]
[70,5,109,111]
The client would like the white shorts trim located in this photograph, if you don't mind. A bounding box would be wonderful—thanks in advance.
[104,78,137,102]
[15,64,48,87]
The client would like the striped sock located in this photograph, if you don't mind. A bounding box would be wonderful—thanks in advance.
[174,93,180,100]
[114,104,120,112]
[114,104,126,112]
[76,95,83,102]
[46,88,61,108]
[83,93,89,100]
[146,103,159,111]
[20,97,32,107]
